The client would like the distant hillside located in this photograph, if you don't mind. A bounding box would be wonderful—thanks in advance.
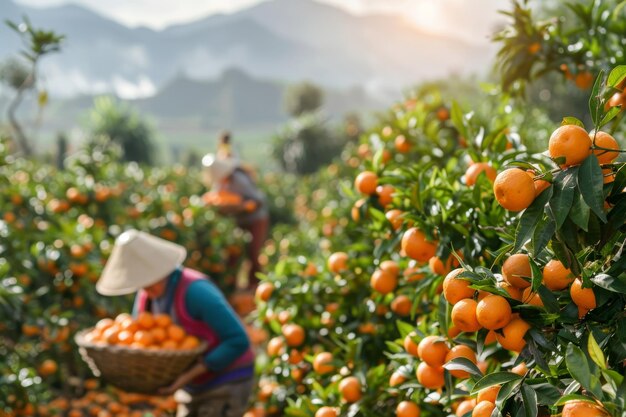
[0,0,493,98]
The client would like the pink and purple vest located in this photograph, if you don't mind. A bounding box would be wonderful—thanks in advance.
[136,268,255,391]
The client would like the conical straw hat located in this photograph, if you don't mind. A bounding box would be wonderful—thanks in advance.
[202,153,238,183]
[96,229,187,296]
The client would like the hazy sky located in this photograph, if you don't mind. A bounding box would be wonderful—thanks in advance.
[13,0,504,44]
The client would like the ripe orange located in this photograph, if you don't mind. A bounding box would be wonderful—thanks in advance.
[266,337,284,356]
[416,362,445,389]
[542,260,574,290]
[562,400,609,417]
[153,313,171,328]
[179,335,200,350]
[102,326,121,344]
[338,376,362,403]
[493,169,535,211]
[464,163,497,186]
[443,268,475,305]
[590,131,619,164]
[404,333,419,357]
[605,91,626,112]
[352,199,366,222]
[455,399,477,417]
[133,330,154,347]
[389,371,406,387]
[451,298,481,332]
[166,324,185,342]
[315,407,338,417]
[255,282,274,302]
[444,344,476,378]
[496,318,530,352]
[511,362,528,376]
[136,312,155,330]
[328,252,349,273]
[476,295,512,330]
[355,171,378,195]
[570,279,596,309]
[497,281,523,301]
[417,335,450,367]
[436,107,450,121]
[385,209,404,230]
[282,324,305,347]
[391,295,412,316]
[38,359,58,376]
[522,287,544,307]
[370,269,398,294]
[380,260,400,277]
[501,254,532,289]
[477,385,500,403]
[313,352,335,374]
[401,228,437,262]
[377,184,395,207]
[395,135,412,153]
[396,401,420,417]
[472,401,496,417]
[117,330,134,346]
[95,318,115,331]
[429,254,460,276]
[549,125,592,166]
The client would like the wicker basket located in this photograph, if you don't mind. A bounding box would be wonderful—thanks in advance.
[75,328,207,394]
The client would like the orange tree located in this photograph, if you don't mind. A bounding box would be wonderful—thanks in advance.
[0,138,244,413]
[251,64,625,417]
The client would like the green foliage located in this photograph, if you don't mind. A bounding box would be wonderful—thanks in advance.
[284,81,324,117]
[87,96,156,165]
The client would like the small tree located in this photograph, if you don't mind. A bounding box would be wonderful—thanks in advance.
[1,17,64,156]
[284,81,324,117]
[87,96,155,165]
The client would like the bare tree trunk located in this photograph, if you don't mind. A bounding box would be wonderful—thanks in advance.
[7,73,34,157]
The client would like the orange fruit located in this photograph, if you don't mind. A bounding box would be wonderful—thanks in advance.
[315,407,338,417]
[456,399,477,417]
[465,163,497,186]
[606,91,626,112]
[401,228,437,262]
[493,169,535,211]
[95,318,115,331]
[429,254,460,276]
[404,333,419,357]
[501,254,532,289]
[255,282,274,302]
[133,330,154,347]
[562,400,609,417]
[153,313,171,328]
[370,269,398,294]
[377,184,395,207]
[395,135,412,153]
[511,362,528,375]
[574,71,593,90]
[38,359,58,376]
[477,385,500,403]
[416,362,445,389]
[355,171,378,195]
[443,268,475,305]
[444,344,477,378]
[417,335,450,367]
[179,335,200,350]
[591,131,619,164]
[541,259,574,290]
[380,260,400,277]
[391,295,412,316]
[385,209,404,230]
[451,298,481,332]
[352,198,366,222]
[102,326,121,344]
[338,376,361,403]
[166,324,185,342]
[496,318,530,352]
[266,337,284,356]
[313,352,335,374]
[117,330,134,345]
[570,279,596,309]
[282,324,305,347]
[436,107,450,121]
[396,401,420,417]
[136,312,155,330]
[497,281,523,301]
[476,295,512,330]
[328,252,349,273]
[522,287,544,307]
[389,371,406,387]
[472,401,496,417]
[549,125,592,166]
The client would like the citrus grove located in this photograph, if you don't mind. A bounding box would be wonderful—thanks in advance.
[1,1,626,417]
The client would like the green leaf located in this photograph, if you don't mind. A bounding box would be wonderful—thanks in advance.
[577,155,607,223]
[513,186,552,252]
[471,372,522,394]
[569,193,590,231]
[598,106,622,128]
[561,116,585,128]
[566,343,591,391]
[607,65,626,88]
[550,170,577,229]
[529,256,543,292]
[396,320,415,338]
[443,357,484,378]
[589,70,604,126]
[531,216,555,257]
[521,385,538,417]
[591,273,626,293]
[587,333,606,369]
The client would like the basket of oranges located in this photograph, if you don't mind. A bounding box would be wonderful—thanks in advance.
[75,312,207,394]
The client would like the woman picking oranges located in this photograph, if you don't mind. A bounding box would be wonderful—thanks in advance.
[96,229,255,417]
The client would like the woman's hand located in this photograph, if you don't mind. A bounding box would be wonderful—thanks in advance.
[158,361,208,395]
